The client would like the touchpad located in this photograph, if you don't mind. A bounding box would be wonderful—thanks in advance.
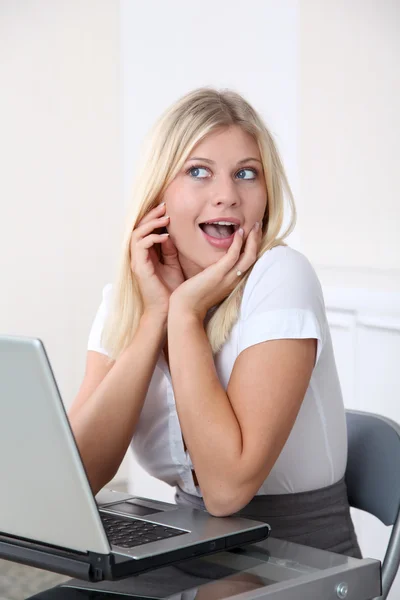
[107,501,160,517]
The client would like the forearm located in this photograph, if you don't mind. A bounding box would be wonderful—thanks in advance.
[168,308,244,512]
[69,312,166,494]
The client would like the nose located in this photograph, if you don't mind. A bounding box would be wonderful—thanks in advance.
[210,175,241,208]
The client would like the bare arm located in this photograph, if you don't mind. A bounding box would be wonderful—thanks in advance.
[166,220,318,516]
[168,307,316,516]
[69,202,184,495]
[68,311,166,495]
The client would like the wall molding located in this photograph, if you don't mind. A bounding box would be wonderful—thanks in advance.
[323,284,400,414]
[315,264,400,295]
[323,281,400,576]
[357,314,400,333]
[324,284,400,341]
[325,311,355,329]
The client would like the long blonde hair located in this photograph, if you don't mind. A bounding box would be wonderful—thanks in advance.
[102,87,296,360]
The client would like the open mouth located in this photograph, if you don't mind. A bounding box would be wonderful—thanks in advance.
[198,221,240,239]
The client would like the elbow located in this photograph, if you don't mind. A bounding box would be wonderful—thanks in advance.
[203,484,254,517]
[88,467,117,497]
[200,460,273,517]
[205,504,238,518]
[74,438,117,497]
[201,465,272,517]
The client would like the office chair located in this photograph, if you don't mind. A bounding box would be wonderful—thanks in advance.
[346,410,400,600]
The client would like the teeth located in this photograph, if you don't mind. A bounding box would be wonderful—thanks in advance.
[206,221,237,226]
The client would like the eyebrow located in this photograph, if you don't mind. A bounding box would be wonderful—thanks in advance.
[187,157,262,165]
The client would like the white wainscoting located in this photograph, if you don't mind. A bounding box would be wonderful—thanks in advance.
[324,286,400,598]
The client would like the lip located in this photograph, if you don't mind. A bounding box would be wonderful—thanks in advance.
[198,218,241,249]
[199,227,236,249]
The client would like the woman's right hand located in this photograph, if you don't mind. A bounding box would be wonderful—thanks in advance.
[130,202,185,316]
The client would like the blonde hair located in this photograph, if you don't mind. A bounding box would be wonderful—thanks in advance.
[102,87,296,360]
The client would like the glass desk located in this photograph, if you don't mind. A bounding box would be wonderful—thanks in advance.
[25,537,381,600]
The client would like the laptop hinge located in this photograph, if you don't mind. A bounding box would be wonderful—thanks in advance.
[87,551,115,581]
[0,535,112,582]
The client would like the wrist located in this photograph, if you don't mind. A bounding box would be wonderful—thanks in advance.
[141,309,168,334]
[168,301,204,327]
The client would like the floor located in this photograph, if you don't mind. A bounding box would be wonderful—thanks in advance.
[0,559,69,600]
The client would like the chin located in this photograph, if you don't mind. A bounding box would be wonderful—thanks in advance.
[178,252,218,277]
[200,248,227,265]
[177,237,228,273]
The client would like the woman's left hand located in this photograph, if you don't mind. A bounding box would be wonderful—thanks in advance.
[169,221,262,320]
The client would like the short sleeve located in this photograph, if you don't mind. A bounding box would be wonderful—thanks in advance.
[87,283,113,356]
[238,247,326,364]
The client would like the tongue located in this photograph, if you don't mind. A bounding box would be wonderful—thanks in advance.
[202,223,233,239]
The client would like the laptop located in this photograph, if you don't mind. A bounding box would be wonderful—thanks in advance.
[0,335,270,582]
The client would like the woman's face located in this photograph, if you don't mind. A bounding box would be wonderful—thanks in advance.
[162,125,267,278]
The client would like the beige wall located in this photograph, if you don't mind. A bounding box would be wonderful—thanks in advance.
[0,0,123,406]
[2,0,399,497]
[299,0,400,288]
[3,0,398,401]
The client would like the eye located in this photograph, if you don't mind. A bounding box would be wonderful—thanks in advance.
[236,168,257,180]
[187,166,210,179]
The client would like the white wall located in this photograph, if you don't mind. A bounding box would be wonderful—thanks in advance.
[0,0,128,482]
[325,289,400,599]
[120,0,300,501]
[121,5,400,596]
[299,4,400,595]
[120,0,300,222]
[2,1,399,593]
[299,0,400,277]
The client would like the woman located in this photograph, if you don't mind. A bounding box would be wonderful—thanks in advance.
[68,87,361,557]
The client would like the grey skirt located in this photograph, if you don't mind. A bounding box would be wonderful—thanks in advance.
[175,477,362,558]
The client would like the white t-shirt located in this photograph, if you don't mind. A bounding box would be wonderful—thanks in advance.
[88,246,347,496]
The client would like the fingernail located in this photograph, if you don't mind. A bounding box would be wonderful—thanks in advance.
[254,221,260,232]
[161,232,169,236]
[238,228,244,236]
[159,201,166,206]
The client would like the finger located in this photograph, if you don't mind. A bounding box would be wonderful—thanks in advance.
[137,202,166,226]
[132,233,170,275]
[232,223,260,277]
[136,233,170,250]
[160,235,179,264]
[215,228,245,275]
[132,215,170,240]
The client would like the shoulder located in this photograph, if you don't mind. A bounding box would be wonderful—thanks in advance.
[87,283,113,355]
[237,246,327,360]
[101,283,113,305]
[94,282,114,318]
[241,246,325,319]
[248,245,319,288]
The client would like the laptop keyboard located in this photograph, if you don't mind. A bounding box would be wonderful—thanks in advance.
[100,512,186,548]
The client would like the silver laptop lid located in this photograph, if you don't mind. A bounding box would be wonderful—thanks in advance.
[0,335,110,554]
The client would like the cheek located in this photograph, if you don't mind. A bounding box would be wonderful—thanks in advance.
[168,200,194,225]
[254,191,267,220]
[168,215,186,240]
[166,205,198,248]
[165,190,200,231]
[258,205,267,222]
